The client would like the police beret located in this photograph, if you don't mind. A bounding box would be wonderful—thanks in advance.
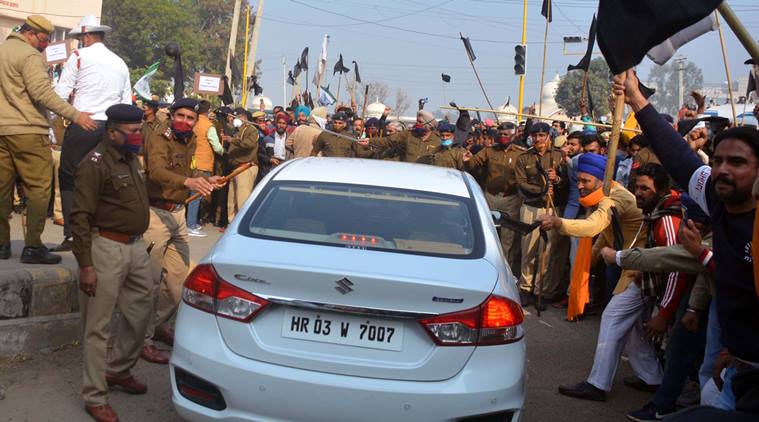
[529,122,551,134]
[438,122,456,133]
[216,106,233,116]
[365,117,380,128]
[26,15,54,35]
[105,104,143,123]
[171,98,199,112]
[332,112,349,122]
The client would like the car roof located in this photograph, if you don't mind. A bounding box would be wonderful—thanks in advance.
[273,157,471,198]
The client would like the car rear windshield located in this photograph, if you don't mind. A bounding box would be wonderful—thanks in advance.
[239,181,483,258]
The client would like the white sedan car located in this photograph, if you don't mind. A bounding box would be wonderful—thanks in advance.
[171,157,526,422]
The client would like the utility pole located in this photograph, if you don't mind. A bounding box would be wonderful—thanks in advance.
[676,58,685,115]
[225,0,243,96]
[517,0,527,121]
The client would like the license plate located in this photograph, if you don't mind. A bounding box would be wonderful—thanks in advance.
[281,308,404,351]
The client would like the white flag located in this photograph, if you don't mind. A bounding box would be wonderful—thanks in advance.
[134,61,161,100]
[647,14,717,65]
[313,34,329,86]
[318,85,336,106]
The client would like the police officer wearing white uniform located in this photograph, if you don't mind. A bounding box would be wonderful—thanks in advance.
[54,15,132,252]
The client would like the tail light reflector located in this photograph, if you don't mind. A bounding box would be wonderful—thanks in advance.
[419,294,524,346]
[183,264,269,322]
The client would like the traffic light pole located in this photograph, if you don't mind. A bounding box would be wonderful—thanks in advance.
[518,0,527,121]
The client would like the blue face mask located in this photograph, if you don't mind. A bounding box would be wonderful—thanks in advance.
[441,139,453,147]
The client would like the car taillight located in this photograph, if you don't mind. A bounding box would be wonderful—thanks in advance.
[182,264,269,322]
[419,295,524,346]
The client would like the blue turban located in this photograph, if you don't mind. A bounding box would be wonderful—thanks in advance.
[295,105,311,118]
[577,153,606,180]
[438,122,455,133]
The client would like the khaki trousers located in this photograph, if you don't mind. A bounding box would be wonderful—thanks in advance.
[518,204,560,294]
[81,235,153,406]
[143,207,190,345]
[485,192,522,276]
[227,165,258,222]
[0,134,52,246]
[51,147,62,220]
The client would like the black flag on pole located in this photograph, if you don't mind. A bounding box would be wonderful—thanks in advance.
[352,61,361,84]
[300,47,309,71]
[597,0,722,74]
[220,75,233,105]
[165,43,184,100]
[287,71,295,86]
[541,0,552,23]
[442,73,451,83]
[568,15,596,72]
[461,35,476,62]
[293,61,302,79]
[333,54,350,75]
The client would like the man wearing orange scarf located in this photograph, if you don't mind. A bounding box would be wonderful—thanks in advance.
[539,153,662,401]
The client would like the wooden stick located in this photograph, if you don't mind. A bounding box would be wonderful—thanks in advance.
[603,87,626,196]
[718,2,759,66]
[439,105,641,133]
[580,70,589,105]
[335,74,342,107]
[361,85,369,120]
[185,162,253,205]
[538,16,550,116]
[715,11,738,123]
[460,32,499,123]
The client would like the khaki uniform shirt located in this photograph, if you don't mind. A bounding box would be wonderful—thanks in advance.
[144,120,194,204]
[312,131,357,158]
[70,139,150,267]
[467,143,526,195]
[515,147,567,208]
[142,116,162,146]
[430,146,468,170]
[0,33,80,135]
[371,130,442,163]
[227,124,259,167]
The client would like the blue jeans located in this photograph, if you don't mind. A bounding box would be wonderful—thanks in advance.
[715,366,738,410]
[699,299,723,389]
[652,289,707,408]
[186,170,211,230]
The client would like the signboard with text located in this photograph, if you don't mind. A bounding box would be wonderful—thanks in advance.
[193,72,224,95]
[44,41,70,65]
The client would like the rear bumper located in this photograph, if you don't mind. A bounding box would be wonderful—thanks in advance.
[171,305,526,422]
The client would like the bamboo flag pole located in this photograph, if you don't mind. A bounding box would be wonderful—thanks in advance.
[439,105,641,133]
[580,71,589,104]
[538,4,551,116]
[603,85,626,196]
[335,74,342,106]
[715,11,738,123]
[718,2,759,66]
[241,4,251,107]
[460,32,499,123]
[361,85,370,119]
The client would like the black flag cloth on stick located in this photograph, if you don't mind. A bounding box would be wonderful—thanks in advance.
[165,43,184,100]
[333,54,350,75]
[220,75,233,105]
[293,61,302,79]
[568,15,596,72]
[287,71,295,86]
[300,47,309,71]
[597,0,722,74]
[461,35,476,62]
[442,73,451,83]
[541,0,552,23]
[352,61,361,84]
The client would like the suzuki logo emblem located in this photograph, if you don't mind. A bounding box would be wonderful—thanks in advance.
[335,278,354,295]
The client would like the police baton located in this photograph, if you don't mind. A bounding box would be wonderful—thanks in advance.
[184,161,254,205]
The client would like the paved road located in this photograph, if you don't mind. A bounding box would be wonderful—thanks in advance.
[1,219,651,421]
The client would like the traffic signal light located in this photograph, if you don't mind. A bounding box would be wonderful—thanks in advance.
[514,44,526,75]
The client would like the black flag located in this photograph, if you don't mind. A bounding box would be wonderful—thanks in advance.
[220,75,233,105]
[293,61,302,78]
[229,51,242,83]
[333,54,349,75]
[541,0,552,23]
[461,35,476,62]
[300,47,309,71]
[639,80,656,100]
[352,61,361,83]
[287,71,295,86]
[165,43,184,100]
[568,15,596,72]
[586,79,595,117]
[442,73,451,83]
[249,75,263,96]
[597,0,722,74]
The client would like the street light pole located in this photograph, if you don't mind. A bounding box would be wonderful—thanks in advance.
[517,0,527,120]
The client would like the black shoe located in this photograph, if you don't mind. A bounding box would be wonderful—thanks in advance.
[627,402,676,422]
[20,246,62,265]
[519,291,532,307]
[558,381,606,402]
[623,376,660,393]
[0,244,10,259]
[52,238,73,252]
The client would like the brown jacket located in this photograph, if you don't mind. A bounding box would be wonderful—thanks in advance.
[144,120,194,204]
[371,130,442,163]
[515,147,567,208]
[0,33,80,135]
[227,124,259,167]
[71,139,150,267]
[431,146,468,170]
[467,143,526,195]
[311,131,367,158]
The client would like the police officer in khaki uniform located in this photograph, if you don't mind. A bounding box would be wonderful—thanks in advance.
[312,112,363,158]
[0,15,96,264]
[514,122,568,307]
[141,98,223,363]
[71,105,152,422]
[370,109,441,163]
[141,98,162,143]
[224,109,259,222]
[430,123,471,169]
[467,129,527,273]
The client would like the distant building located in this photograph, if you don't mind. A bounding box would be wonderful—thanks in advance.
[0,1,103,42]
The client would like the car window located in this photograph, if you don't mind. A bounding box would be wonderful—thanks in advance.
[239,181,483,258]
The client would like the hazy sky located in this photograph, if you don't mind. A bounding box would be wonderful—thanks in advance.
[252,0,759,112]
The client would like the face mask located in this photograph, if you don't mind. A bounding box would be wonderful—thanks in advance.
[233,118,243,128]
[496,136,510,145]
[441,139,453,147]
[35,35,48,52]
[411,123,427,138]
[171,120,194,142]
[116,129,143,154]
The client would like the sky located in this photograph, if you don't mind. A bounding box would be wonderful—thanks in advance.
[250,0,759,113]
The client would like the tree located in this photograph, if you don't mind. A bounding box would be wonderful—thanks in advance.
[646,60,704,115]
[555,57,612,117]
[393,88,411,116]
